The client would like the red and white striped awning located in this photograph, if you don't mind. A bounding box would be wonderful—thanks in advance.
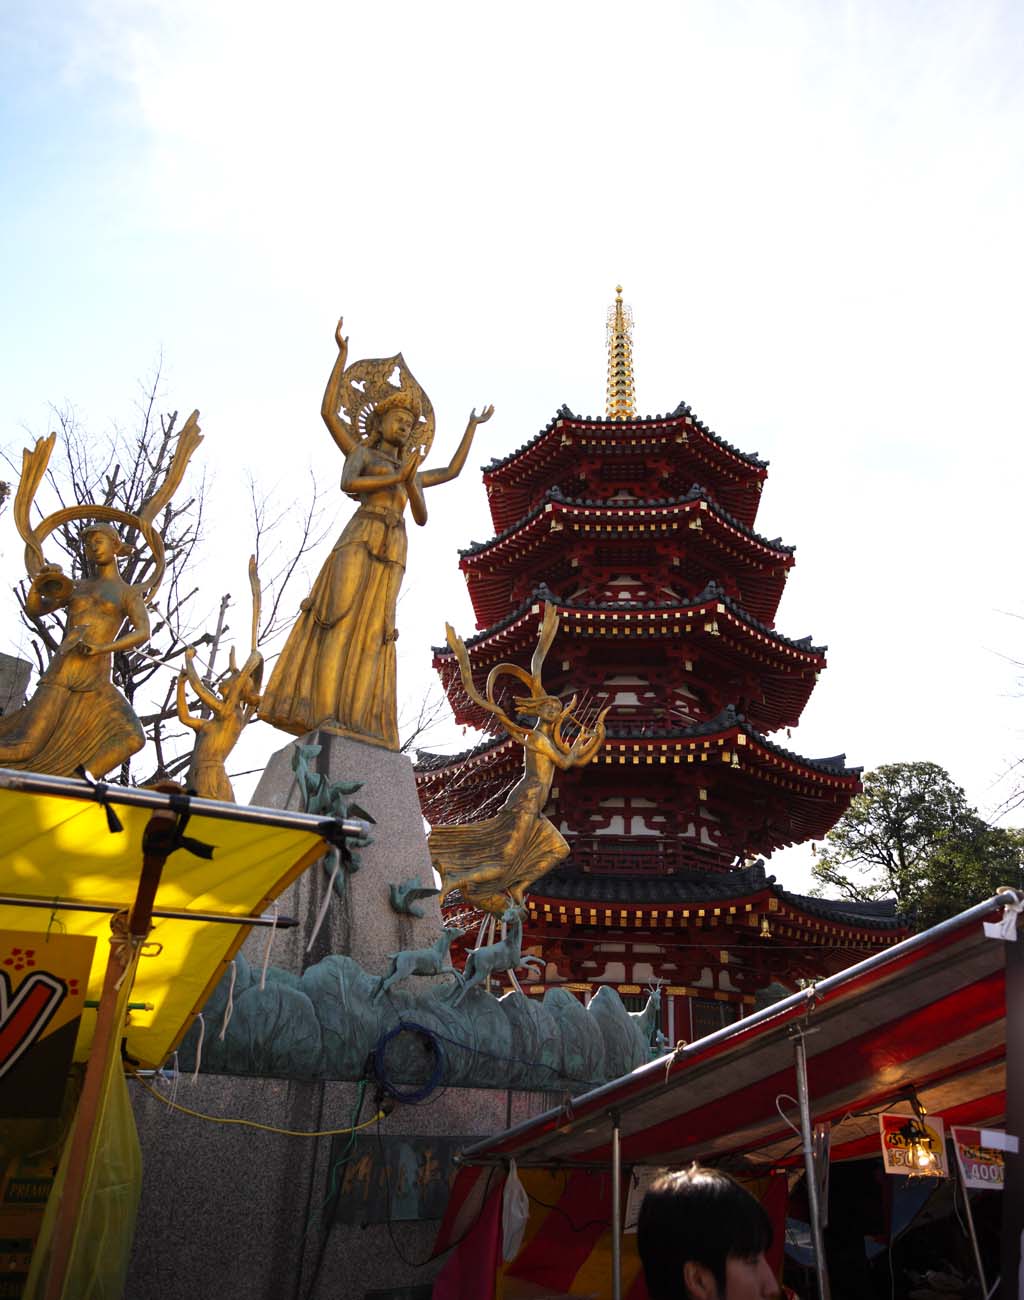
[460,893,1014,1173]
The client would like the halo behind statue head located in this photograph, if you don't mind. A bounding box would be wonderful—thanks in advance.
[30,506,166,598]
[339,353,436,457]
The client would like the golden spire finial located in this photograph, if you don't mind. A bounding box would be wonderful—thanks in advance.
[605,284,636,421]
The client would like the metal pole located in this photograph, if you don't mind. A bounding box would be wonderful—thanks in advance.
[792,1030,830,1300]
[611,1111,622,1300]
[42,803,177,1300]
[1001,931,1024,1299]
[951,1140,988,1296]
[0,892,298,927]
[0,766,371,845]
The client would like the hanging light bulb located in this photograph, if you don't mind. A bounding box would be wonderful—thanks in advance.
[898,1117,941,1178]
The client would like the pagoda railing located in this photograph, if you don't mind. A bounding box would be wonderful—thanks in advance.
[566,835,732,876]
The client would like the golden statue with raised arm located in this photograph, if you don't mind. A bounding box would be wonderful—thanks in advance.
[0,413,203,777]
[177,557,264,801]
[259,317,493,749]
[429,602,609,915]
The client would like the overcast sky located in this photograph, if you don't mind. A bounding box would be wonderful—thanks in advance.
[2,1,1022,891]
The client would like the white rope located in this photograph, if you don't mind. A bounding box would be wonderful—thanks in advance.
[775,1093,802,1138]
[260,901,279,988]
[219,960,237,1040]
[191,1013,205,1083]
[306,852,339,953]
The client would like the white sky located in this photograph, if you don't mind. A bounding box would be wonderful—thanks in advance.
[2,1,1023,893]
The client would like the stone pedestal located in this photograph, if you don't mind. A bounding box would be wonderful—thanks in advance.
[128,1078,548,1300]
[0,652,31,717]
[242,730,444,978]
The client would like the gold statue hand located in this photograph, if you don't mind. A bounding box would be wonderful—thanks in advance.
[177,669,202,732]
[421,403,495,488]
[322,317,356,455]
[26,564,71,613]
[401,449,424,482]
[58,627,86,655]
[334,317,349,363]
[568,707,609,764]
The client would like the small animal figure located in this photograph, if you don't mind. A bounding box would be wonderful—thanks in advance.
[629,985,666,1053]
[290,741,374,894]
[452,907,544,1006]
[374,927,464,999]
[389,876,442,918]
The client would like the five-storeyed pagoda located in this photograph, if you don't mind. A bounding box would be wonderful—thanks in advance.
[416,289,904,1041]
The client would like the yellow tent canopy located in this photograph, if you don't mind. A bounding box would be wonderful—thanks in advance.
[0,769,365,1068]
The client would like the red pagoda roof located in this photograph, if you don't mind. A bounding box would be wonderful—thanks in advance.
[483,404,768,533]
[441,862,905,994]
[525,864,906,955]
[434,587,825,735]
[416,707,860,855]
[460,487,794,629]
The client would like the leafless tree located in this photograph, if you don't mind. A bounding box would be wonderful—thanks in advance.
[399,681,457,754]
[248,471,331,645]
[4,363,327,785]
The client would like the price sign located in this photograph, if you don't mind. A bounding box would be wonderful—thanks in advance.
[951,1127,1018,1191]
[878,1112,948,1177]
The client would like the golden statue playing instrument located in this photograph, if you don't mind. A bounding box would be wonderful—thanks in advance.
[177,557,263,801]
[429,602,609,915]
[0,414,203,778]
[259,317,493,750]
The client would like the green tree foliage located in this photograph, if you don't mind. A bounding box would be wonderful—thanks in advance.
[811,761,1024,926]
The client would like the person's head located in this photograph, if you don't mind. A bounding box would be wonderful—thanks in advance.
[369,391,421,449]
[522,693,562,724]
[636,1166,777,1300]
[81,524,132,568]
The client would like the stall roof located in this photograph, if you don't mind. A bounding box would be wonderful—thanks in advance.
[0,768,368,1068]
[460,893,1015,1172]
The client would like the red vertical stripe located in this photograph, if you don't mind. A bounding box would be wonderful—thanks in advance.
[432,1175,503,1300]
[505,1169,615,1291]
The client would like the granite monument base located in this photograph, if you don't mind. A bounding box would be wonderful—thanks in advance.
[243,730,445,978]
[127,1076,548,1300]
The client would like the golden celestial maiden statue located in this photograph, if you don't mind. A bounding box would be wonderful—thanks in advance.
[259,318,493,749]
[177,557,264,801]
[429,602,609,915]
[0,414,202,778]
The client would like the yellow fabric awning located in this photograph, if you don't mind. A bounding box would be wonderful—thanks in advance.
[0,783,330,1068]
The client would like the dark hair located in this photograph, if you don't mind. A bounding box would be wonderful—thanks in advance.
[636,1166,773,1299]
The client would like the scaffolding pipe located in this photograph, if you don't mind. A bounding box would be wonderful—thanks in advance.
[952,1141,988,1297]
[611,1112,622,1300]
[0,892,298,927]
[0,767,371,846]
[793,1029,830,1300]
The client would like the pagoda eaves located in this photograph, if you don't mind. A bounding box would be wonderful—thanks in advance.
[433,588,826,735]
[483,404,768,534]
[461,485,794,629]
[418,708,860,860]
